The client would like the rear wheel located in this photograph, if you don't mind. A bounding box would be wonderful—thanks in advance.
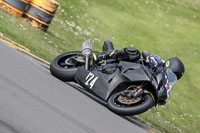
[50,51,84,81]
[107,90,155,116]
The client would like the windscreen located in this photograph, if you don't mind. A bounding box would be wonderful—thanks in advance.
[166,68,177,96]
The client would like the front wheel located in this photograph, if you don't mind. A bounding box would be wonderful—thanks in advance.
[50,51,84,81]
[107,91,155,116]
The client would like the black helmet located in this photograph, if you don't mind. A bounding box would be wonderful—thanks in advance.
[164,57,185,80]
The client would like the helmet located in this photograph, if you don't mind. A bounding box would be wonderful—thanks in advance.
[164,57,185,80]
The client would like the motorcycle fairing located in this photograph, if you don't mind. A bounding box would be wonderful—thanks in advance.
[156,68,177,105]
[75,61,159,101]
[119,61,158,89]
[106,62,154,99]
[156,72,168,105]
[97,61,156,101]
[119,61,152,82]
[74,67,110,100]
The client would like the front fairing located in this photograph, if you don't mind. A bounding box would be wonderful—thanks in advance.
[118,61,152,81]
[165,68,177,97]
[157,68,177,105]
[119,61,159,90]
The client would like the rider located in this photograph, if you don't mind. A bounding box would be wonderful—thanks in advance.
[92,46,185,80]
[93,48,164,73]
[141,50,164,74]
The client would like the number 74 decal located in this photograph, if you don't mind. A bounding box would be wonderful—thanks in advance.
[85,72,98,89]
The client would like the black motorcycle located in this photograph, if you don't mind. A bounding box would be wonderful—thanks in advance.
[50,40,178,116]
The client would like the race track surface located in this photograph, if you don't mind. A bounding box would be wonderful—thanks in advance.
[0,40,149,133]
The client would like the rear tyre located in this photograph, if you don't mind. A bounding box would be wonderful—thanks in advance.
[107,91,154,116]
[50,51,83,81]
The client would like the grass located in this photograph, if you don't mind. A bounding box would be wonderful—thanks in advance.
[0,0,200,132]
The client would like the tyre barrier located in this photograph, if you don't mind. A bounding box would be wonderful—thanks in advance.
[23,13,49,31]
[24,0,59,31]
[0,0,28,17]
[31,0,59,14]
[0,0,59,31]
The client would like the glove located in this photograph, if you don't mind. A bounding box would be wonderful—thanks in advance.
[148,55,162,68]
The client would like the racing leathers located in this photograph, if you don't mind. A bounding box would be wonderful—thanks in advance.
[93,48,164,72]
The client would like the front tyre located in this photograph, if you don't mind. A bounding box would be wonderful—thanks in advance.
[107,91,154,116]
[50,51,83,81]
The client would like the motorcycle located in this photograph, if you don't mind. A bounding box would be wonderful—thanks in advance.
[50,40,177,116]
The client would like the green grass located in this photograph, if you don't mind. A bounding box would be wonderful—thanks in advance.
[0,0,200,132]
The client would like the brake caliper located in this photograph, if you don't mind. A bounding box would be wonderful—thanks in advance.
[132,88,144,98]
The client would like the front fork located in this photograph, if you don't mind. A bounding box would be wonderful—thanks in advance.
[123,85,156,105]
[85,54,89,70]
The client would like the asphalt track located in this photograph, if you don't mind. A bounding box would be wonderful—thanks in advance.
[0,40,149,133]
